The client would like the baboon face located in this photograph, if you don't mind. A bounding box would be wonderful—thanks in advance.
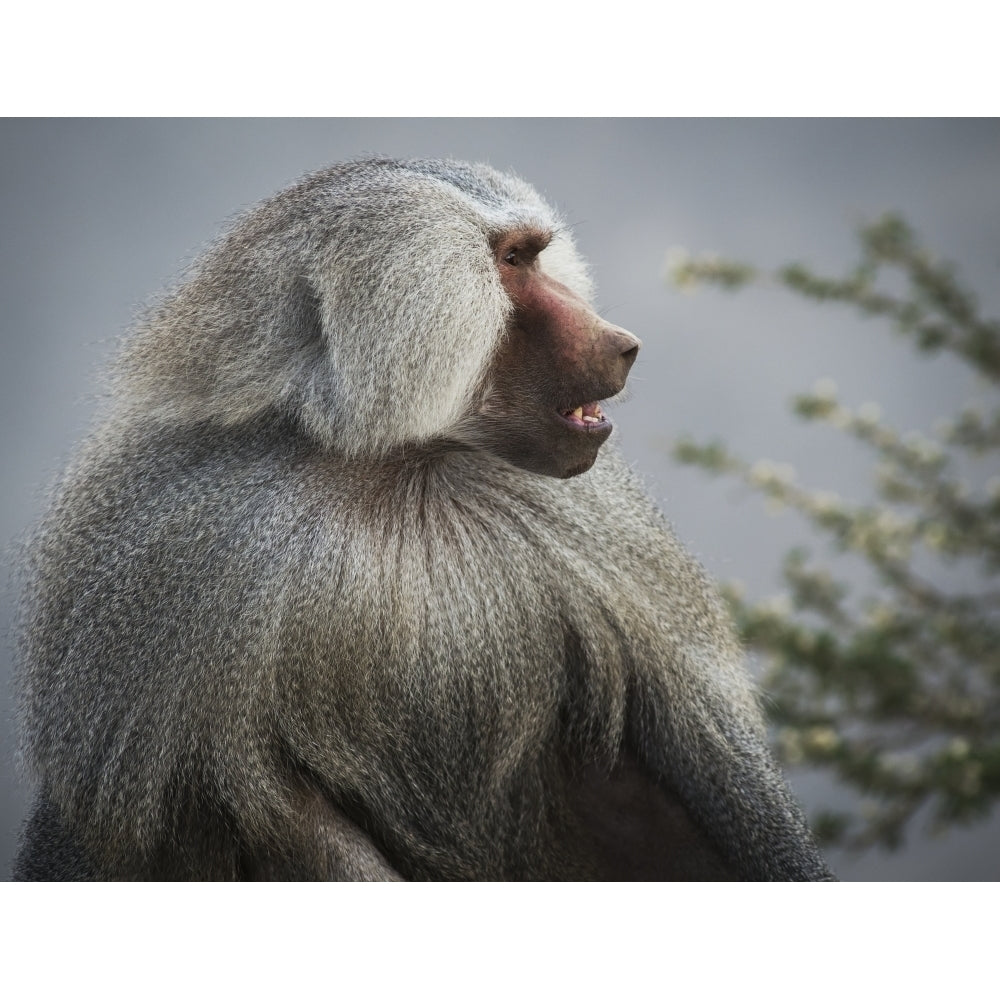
[475,229,641,479]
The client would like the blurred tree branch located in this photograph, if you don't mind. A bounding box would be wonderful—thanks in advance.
[667,215,1000,851]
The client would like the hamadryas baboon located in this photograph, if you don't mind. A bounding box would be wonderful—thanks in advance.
[13,158,834,880]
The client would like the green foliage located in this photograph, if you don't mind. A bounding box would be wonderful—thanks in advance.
[667,216,1000,851]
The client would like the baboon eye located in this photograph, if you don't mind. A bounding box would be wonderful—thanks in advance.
[504,248,520,266]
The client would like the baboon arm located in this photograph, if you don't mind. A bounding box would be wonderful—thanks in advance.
[633,678,836,881]
[662,741,835,881]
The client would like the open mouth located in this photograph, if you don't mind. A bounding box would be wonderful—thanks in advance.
[558,401,611,431]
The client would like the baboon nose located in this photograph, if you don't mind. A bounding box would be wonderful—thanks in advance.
[612,329,641,372]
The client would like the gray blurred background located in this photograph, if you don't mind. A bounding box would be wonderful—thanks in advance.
[3,119,998,880]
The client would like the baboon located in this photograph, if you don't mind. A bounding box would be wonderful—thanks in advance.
[13,157,835,880]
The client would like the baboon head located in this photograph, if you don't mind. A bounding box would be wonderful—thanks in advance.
[113,158,639,479]
[473,227,640,479]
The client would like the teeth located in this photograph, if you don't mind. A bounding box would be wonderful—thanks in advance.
[564,405,607,424]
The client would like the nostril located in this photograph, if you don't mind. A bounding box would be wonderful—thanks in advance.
[612,328,641,356]
[598,326,641,371]
[618,333,641,370]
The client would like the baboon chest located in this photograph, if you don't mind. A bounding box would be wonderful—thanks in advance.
[299,487,638,773]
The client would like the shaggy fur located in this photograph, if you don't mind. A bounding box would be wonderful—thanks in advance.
[13,158,834,880]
